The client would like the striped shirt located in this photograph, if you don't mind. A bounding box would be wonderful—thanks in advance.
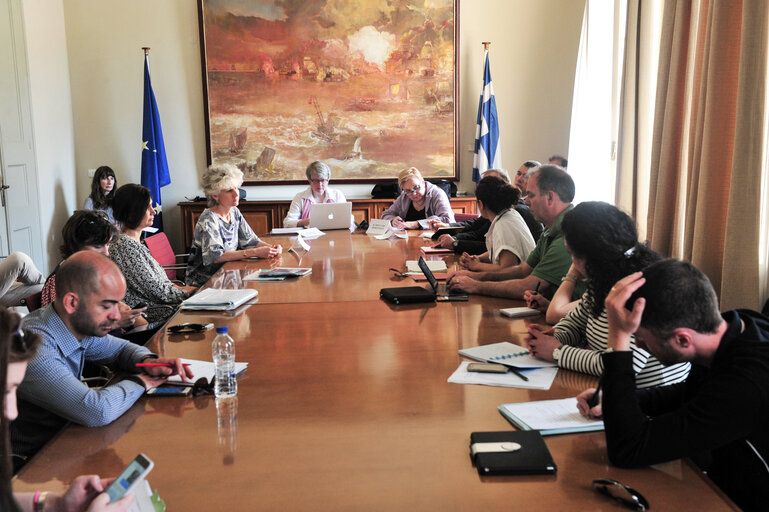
[553,291,690,388]
[10,305,152,464]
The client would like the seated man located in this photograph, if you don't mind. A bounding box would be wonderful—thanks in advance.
[10,251,191,470]
[578,259,769,511]
[0,252,44,307]
[448,165,583,300]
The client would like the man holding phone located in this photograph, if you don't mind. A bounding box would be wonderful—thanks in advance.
[10,251,193,471]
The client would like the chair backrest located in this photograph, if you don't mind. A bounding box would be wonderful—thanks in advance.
[143,232,178,281]
[23,291,42,312]
[454,213,479,223]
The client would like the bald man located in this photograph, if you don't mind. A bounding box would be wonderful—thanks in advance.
[10,251,192,470]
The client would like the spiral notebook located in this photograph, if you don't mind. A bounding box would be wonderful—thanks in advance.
[458,342,556,368]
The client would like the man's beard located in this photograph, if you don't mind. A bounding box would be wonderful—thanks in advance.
[70,303,115,337]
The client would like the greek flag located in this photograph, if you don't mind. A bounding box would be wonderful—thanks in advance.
[141,53,171,231]
[472,49,501,182]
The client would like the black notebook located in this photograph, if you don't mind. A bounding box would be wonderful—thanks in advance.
[379,286,435,304]
[470,430,557,475]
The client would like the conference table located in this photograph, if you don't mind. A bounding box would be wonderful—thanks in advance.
[14,230,737,510]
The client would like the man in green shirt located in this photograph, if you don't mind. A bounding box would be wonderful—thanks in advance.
[448,165,582,300]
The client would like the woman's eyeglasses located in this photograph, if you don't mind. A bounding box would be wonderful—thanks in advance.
[403,184,422,195]
[592,478,650,511]
[167,322,214,334]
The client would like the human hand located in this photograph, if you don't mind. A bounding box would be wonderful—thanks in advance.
[576,388,603,419]
[605,271,646,351]
[434,234,456,249]
[523,289,550,312]
[85,491,134,512]
[391,217,405,229]
[458,252,478,269]
[402,221,419,230]
[116,302,144,330]
[249,245,281,259]
[140,357,194,382]
[447,274,479,294]
[524,326,561,361]
[428,219,449,230]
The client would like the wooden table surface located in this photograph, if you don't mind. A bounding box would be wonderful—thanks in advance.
[14,231,737,510]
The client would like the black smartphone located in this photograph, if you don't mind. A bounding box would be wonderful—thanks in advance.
[104,453,154,502]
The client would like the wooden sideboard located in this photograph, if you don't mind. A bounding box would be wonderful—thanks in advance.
[178,197,477,249]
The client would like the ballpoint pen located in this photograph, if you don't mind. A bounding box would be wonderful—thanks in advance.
[587,374,604,408]
[530,281,541,309]
[487,359,530,382]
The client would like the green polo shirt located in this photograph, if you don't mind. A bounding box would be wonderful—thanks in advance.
[525,205,586,300]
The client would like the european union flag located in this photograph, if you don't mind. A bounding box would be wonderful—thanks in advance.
[141,52,170,231]
[472,49,502,182]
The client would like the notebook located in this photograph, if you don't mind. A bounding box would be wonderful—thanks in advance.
[459,341,556,369]
[166,358,248,386]
[470,430,557,475]
[406,259,447,273]
[500,307,541,318]
[180,288,258,311]
[498,398,604,436]
[431,226,465,240]
[308,202,352,230]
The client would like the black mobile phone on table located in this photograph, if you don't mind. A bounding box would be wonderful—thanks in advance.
[104,453,154,502]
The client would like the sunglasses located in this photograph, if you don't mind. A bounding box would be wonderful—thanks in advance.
[192,377,216,397]
[167,322,214,334]
[592,479,650,511]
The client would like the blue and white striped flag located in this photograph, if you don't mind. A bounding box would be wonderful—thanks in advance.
[472,49,501,182]
[141,52,171,232]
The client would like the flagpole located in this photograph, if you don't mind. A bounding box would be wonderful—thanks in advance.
[482,41,490,50]
[142,47,150,72]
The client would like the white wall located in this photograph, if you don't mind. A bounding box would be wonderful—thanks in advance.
[61,0,584,253]
[22,0,76,272]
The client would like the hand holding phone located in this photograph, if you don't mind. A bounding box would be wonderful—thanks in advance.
[104,453,154,503]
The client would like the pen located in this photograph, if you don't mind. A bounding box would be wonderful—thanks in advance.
[488,360,530,382]
[587,374,604,408]
[136,363,191,368]
[534,282,541,294]
[530,281,541,309]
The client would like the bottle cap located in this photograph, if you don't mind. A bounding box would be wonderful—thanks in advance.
[216,326,228,334]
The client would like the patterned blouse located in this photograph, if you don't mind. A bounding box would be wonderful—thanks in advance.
[109,234,190,323]
[185,208,261,287]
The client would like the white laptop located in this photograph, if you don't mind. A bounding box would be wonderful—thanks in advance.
[308,202,352,230]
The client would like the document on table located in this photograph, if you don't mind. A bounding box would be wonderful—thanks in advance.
[270,227,305,235]
[295,227,325,239]
[406,259,447,273]
[448,362,558,390]
[181,288,258,310]
[459,342,556,368]
[498,397,604,435]
[166,358,248,386]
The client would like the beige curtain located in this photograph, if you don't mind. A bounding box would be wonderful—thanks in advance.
[646,0,768,309]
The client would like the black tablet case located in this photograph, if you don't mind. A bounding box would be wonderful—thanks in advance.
[380,286,435,304]
[470,430,557,475]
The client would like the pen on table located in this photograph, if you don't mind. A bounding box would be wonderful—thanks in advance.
[489,360,530,382]
[587,374,604,408]
[136,362,191,368]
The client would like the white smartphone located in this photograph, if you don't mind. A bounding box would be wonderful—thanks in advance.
[104,453,154,503]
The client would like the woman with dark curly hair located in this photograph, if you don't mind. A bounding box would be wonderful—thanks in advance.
[83,166,117,224]
[525,201,690,388]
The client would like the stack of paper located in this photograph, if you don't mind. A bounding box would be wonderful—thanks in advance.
[166,358,248,386]
[498,398,604,435]
[270,227,305,235]
[500,307,541,318]
[181,288,258,311]
[459,342,556,368]
[448,362,558,390]
[243,267,312,281]
[406,259,447,273]
[421,246,452,254]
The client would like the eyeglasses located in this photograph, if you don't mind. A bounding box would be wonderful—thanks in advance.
[309,178,328,184]
[592,479,650,511]
[389,268,409,278]
[192,377,216,397]
[403,184,422,195]
[167,322,214,334]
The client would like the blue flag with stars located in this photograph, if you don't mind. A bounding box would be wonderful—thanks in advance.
[141,53,170,231]
[472,49,502,182]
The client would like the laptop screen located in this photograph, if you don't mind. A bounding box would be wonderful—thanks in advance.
[418,256,439,293]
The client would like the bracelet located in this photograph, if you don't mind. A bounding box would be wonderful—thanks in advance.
[561,274,578,283]
[33,491,48,512]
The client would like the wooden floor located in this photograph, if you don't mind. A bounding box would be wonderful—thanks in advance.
[13,230,737,510]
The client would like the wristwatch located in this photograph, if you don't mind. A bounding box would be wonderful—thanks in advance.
[452,238,459,251]
[552,346,563,364]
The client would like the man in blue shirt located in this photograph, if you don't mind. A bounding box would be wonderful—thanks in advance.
[10,251,192,470]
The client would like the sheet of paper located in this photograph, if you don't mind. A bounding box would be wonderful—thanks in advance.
[420,231,435,238]
[166,358,248,386]
[270,227,305,235]
[498,398,604,433]
[447,362,558,390]
[181,288,258,310]
[500,307,541,318]
[421,246,452,254]
[459,341,556,368]
[406,259,447,273]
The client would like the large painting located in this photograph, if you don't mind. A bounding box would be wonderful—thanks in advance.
[198,0,458,184]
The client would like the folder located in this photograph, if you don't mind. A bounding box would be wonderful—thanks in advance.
[470,430,557,475]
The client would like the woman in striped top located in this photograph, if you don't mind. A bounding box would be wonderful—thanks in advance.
[525,202,690,388]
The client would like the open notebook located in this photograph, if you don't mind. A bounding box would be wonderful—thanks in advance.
[166,358,248,386]
[181,288,258,311]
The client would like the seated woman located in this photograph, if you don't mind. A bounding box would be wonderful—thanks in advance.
[82,166,117,225]
[0,306,133,512]
[186,164,282,287]
[0,253,43,308]
[456,175,534,273]
[41,210,145,331]
[283,161,351,228]
[110,184,195,324]
[525,201,690,388]
[381,167,454,229]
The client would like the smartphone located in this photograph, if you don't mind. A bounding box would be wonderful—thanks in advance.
[146,385,192,397]
[467,362,509,374]
[104,453,154,503]
[133,302,147,310]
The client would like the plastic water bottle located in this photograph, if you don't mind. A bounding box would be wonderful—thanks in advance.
[212,326,237,398]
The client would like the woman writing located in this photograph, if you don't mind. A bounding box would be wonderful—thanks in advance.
[283,161,351,228]
[0,307,132,511]
[186,164,281,287]
[381,167,454,229]
[454,175,534,273]
[525,201,690,388]
[82,166,117,225]
[109,185,195,324]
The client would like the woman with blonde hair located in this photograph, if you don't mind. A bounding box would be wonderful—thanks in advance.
[186,164,281,287]
[381,167,454,229]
